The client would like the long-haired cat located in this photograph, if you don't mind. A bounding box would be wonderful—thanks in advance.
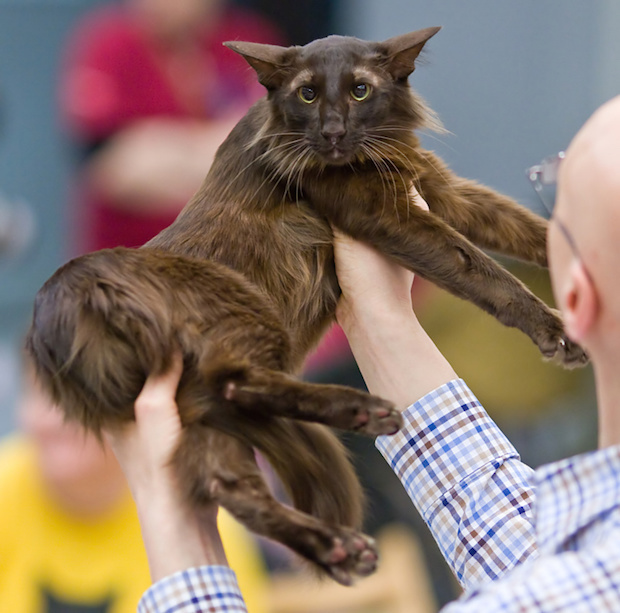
[26,27,587,585]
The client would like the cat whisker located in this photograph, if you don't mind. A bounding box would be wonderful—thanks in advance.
[257,138,306,167]
[368,131,454,193]
[246,124,307,151]
[363,136,427,226]
[364,135,423,195]
[259,135,305,152]
[360,142,400,226]
[251,130,307,143]
[221,135,305,201]
[238,141,305,209]
[363,137,407,184]
[367,129,428,168]
[371,125,415,135]
[365,132,417,162]
[223,154,273,200]
[266,147,308,208]
[282,145,309,204]
[372,123,454,143]
[417,130,457,154]
[293,150,313,206]
[359,144,388,222]
[270,140,316,208]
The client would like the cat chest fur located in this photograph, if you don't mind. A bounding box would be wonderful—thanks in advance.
[152,188,340,367]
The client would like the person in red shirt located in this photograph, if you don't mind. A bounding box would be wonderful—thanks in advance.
[60,0,284,253]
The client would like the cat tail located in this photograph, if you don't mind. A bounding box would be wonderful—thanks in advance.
[246,418,365,530]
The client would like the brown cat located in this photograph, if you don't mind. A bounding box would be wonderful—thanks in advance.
[26,27,587,585]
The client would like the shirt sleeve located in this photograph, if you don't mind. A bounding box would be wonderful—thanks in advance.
[138,566,247,613]
[376,379,538,590]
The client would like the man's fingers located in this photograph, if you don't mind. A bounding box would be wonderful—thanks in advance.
[133,351,184,441]
[409,184,430,211]
[138,351,184,400]
[135,352,183,416]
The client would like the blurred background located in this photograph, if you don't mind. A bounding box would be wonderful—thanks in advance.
[1,1,619,611]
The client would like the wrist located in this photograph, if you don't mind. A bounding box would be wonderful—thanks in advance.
[339,300,458,410]
[133,477,228,581]
[337,290,414,336]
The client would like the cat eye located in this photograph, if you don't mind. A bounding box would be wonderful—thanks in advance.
[351,83,372,102]
[298,86,318,104]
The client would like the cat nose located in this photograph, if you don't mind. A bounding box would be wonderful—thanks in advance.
[321,124,346,146]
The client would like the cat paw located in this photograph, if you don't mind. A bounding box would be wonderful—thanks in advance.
[328,389,402,436]
[350,400,402,436]
[537,310,589,368]
[318,530,378,585]
[551,335,589,369]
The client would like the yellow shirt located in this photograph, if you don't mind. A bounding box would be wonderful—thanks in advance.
[0,435,267,613]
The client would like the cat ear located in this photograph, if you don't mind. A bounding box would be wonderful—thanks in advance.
[224,41,294,89]
[379,27,441,80]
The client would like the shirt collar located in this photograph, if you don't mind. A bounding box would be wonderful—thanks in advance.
[535,444,620,553]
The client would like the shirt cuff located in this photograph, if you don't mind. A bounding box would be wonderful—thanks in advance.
[138,566,247,613]
[376,378,520,518]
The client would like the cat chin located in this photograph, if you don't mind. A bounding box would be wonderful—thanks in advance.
[321,148,355,166]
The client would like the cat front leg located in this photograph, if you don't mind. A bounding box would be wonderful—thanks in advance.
[415,149,548,266]
[331,203,586,368]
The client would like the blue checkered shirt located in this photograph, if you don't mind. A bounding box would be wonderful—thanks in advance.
[376,378,620,611]
[138,566,246,613]
[138,379,620,612]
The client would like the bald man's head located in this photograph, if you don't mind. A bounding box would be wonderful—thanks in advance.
[551,95,620,347]
[558,95,620,229]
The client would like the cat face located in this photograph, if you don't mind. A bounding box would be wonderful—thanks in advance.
[226,28,441,168]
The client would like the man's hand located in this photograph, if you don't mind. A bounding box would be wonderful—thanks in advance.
[105,352,228,581]
[334,187,429,330]
[106,352,184,499]
[332,188,457,409]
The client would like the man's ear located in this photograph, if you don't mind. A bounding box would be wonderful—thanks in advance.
[224,41,295,89]
[377,26,441,80]
[561,260,598,343]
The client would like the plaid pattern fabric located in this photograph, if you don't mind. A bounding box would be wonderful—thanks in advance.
[138,566,246,613]
[136,379,620,612]
[535,445,620,554]
[377,378,620,612]
[376,379,538,589]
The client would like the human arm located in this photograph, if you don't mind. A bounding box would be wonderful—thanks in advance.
[59,6,250,215]
[85,115,241,213]
[333,224,457,409]
[333,194,538,590]
[105,354,247,613]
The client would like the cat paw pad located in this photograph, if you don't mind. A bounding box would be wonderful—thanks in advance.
[352,403,402,436]
[319,531,378,585]
[537,310,589,369]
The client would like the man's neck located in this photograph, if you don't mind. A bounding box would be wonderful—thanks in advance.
[594,361,620,448]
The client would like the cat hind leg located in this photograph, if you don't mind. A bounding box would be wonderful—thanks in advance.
[200,358,401,436]
[174,426,377,585]
[212,474,378,585]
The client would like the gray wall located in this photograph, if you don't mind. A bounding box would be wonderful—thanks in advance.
[0,1,106,432]
[337,0,619,213]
